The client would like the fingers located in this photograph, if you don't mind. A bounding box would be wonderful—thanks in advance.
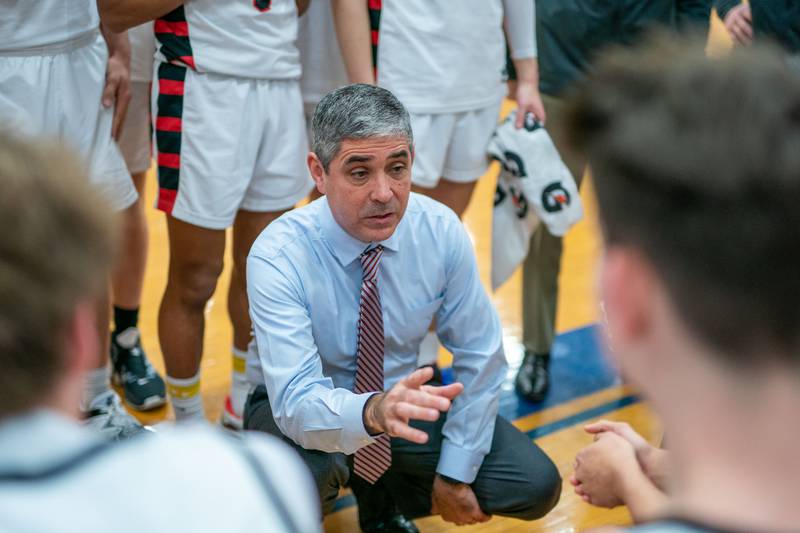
[401,366,434,389]
[394,402,440,423]
[473,508,491,523]
[102,76,117,109]
[585,419,615,434]
[514,110,526,129]
[403,388,452,412]
[532,101,547,126]
[111,92,130,141]
[420,382,463,401]
[385,418,429,443]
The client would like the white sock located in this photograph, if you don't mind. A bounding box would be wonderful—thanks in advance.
[230,346,249,417]
[417,331,440,367]
[82,365,111,411]
[166,371,205,422]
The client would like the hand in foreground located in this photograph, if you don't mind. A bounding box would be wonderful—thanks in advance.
[431,475,491,526]
[584,420,670,489]
[570,431,640,508]
[724,3,753,46]
[363,366,463,443]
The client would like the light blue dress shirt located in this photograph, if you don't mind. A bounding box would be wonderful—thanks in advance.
[246,193,507,483]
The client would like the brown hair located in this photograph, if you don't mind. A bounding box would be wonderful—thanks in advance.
[566,35,800,366]
[0,133,115,417]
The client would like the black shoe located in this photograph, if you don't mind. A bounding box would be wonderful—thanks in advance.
[360,514,419,533]
[515,350,550,403]
[110,327,167,411]
[351,474,419,533]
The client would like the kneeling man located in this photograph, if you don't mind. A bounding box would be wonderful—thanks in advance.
[245,84,561,531]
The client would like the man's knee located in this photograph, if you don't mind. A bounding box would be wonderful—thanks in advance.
[507,457,562,521]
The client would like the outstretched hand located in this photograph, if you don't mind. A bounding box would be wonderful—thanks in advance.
[363,366,463,443]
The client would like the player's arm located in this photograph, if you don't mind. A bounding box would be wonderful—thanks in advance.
[100,24,131,140]
[296,0,310,16]
[97,0,184,33]
[331,0,375,84]
[503,0,546,126]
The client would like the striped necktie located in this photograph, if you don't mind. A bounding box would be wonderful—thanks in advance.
[353,245,391,484]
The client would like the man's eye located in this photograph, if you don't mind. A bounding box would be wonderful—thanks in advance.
[351,170,368,180]
[390,165,406,174]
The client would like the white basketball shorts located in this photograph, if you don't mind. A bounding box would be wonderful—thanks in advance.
[409,98,503,189]
[0,30,137,212]
[153,63,313,230]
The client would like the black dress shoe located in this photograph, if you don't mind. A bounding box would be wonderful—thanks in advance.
[515,350,550,402]
[350,473,419,533]
[360,513,419,533]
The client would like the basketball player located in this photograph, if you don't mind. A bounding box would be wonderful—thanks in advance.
[0,133,320,533]
[0,1,145,439]
[298,0,349,143]
[565,38,800,532]
[99,0,314,428]
[112,21,167,412]
[332,0,543,365]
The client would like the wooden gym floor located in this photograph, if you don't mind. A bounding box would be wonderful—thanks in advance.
[127,15,732,532]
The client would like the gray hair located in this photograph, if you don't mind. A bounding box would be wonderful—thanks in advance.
[311,84,413,171]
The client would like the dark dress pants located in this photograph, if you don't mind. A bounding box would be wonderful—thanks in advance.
[244,385,562,521]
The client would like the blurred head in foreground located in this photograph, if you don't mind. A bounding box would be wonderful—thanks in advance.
[567,35,800,524]
[0,132,114,421]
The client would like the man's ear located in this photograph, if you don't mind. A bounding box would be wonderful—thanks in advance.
[307,152,327,195]
[600,247,654,350]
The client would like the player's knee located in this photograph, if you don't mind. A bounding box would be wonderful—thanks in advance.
[171,260,223,309]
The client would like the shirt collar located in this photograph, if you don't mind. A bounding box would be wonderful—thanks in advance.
[319,197,402,267]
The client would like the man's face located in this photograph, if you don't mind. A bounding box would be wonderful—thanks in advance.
[309,136,413,243]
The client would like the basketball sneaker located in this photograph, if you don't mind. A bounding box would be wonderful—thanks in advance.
[111,327,167,411]
[220,394,244,431]
[83,390,150,440]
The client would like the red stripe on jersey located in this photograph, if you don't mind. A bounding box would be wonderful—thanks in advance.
[158,152,181,169]
[156,117,182,132]
[371,29,379,46]
[154,19,189,37]
[179,56,196,69]
[156,188,178,214]
[368,0,382,9]
[158,79,185,95]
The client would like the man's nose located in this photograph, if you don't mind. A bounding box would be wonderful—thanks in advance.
[370,172,394,203]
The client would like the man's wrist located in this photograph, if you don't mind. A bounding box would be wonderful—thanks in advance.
[362,392,384,435]
[436,473,467,486]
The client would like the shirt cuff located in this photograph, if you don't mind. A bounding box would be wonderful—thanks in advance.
[435,439,486,484]
[340,391,378,453]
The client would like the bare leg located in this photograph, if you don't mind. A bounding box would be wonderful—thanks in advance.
[228,209,289,351]
[111,171,148,309]
[158,216,226,378]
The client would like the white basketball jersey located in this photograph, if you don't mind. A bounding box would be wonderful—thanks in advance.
[376,0,508,113]
[129,22,155,83]
[0,0,98,51]
[298,0,349,105]
[154,0,300,80]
